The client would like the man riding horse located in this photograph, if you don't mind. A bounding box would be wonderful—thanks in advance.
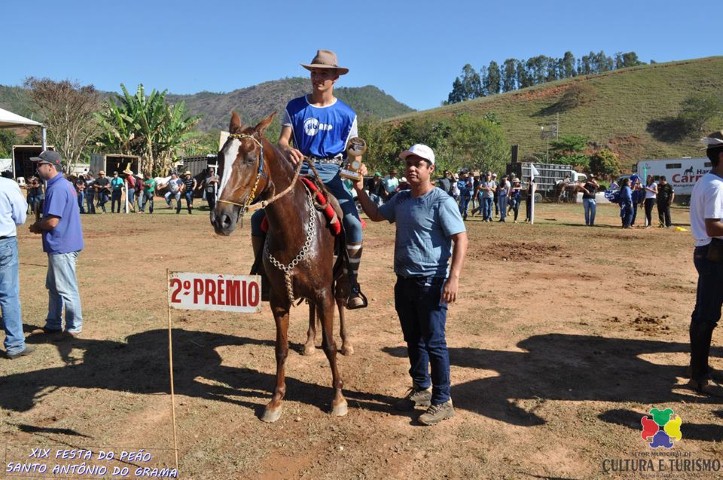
[250,49,367,309]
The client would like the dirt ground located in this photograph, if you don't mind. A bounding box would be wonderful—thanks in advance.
[1,199,721,480]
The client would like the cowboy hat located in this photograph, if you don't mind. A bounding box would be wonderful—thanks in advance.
[184,170,192,175]
[123,169,133,175]
[301,50,349,75]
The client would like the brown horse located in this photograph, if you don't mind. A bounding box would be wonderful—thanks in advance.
[554,181,584,203]
[210,112,348,422]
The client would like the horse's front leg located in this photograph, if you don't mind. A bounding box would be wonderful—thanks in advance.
[262,303,290,423]
[318,292,347,416]
[303,301,317,356]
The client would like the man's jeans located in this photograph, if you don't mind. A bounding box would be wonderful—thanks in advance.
[111,190,122,213]
[689,245,723,382]
[395,276,450,405]
[45,251,83,334]
[498,195,508,221]
[139,191,154,213]
[583,198,596,225]
[458,195,471,220]
[0,237,25,355]
[482,196,493,221]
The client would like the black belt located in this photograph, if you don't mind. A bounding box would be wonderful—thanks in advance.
[397,274,445,283]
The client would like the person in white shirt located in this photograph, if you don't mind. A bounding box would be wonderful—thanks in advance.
[687,130,723,395]
[0,177,30,358]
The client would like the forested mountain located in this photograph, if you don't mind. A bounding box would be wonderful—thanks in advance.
[0,79,414,133]
[165,78,414,131]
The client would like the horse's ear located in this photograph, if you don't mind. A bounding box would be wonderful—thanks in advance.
[229,111,242,133]
[254,112,277,135]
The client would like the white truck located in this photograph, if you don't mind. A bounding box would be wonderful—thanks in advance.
[506,161,587,199]
[634,157,711,197]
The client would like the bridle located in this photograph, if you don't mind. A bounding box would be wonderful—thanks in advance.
[216,132,304,214]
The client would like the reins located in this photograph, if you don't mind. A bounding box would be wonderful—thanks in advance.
[216,132,304,213]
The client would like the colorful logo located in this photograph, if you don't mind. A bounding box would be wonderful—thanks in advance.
[641,407,682,449]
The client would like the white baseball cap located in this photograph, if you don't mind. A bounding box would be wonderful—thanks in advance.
[399,144,435,165]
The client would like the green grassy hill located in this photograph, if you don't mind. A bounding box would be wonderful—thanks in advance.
[392,56,723,169]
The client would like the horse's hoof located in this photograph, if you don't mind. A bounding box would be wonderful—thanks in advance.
[340,344,354,356]
[331,400,348,417]
[261,406,282,423]
[302,343,316,356]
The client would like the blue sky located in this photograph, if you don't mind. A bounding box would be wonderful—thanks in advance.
[2,0,720,112]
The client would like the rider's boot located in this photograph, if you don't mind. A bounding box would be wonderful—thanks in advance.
[345,242,367,309]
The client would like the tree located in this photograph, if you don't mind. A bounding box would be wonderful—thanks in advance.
[447,78,465,104]
[677,93,723,135]
[23,77,101,172]
[446,64,483,104]
[0,129,19,158]
[589,149,621,179]
[501,59,517,92]
[550,134,589,171]
[614,51,644,69]
[485,61,501,95]
[96,84,199,175]
[561,51,576,79]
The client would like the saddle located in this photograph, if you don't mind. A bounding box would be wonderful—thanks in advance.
[254,176,347,303]
[259,176,343,236]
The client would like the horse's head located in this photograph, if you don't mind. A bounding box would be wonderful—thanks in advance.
[211,112,275,236]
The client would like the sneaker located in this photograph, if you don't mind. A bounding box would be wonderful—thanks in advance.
[418,400,455,425]
[6,345,35,359]
[394,385,432,411]
[65,330,82,338]
[346,283,368,310]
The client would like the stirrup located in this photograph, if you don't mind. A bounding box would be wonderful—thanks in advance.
[346,287,368,310]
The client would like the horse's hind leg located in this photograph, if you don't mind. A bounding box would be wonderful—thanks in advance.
[336,298,353,356]
[303,302,317,356]
[262,305,290,423]
[318,294,347,416]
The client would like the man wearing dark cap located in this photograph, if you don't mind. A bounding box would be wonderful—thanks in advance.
[250,49,367,309]
[28,150,84,337]
[687,130,723,395]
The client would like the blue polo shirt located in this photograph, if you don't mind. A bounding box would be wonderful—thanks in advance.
[283,95,357,183]
[42,173,84,254]
[379,187,465,278]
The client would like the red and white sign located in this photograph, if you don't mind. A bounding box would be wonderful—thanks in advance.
[168,272,262,313]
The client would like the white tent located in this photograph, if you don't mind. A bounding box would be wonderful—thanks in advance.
[0,107,47,156]
[0,107,43,128]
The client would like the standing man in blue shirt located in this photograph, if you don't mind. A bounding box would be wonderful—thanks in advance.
[353,144,468,425]
[29,151,85,337]
[251,49,367,309]
[0,176,32,358]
